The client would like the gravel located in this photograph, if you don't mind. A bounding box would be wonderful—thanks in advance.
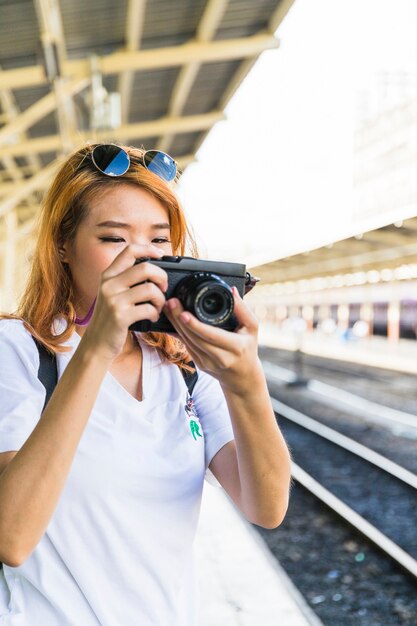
[253,346,417,625]
[254,483,417,626]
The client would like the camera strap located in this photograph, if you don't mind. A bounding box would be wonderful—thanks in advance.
[32,337,198,413]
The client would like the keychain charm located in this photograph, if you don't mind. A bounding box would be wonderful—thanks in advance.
[185,396,203,441]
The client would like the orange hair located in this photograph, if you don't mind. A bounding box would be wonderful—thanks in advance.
[1,144,198,372]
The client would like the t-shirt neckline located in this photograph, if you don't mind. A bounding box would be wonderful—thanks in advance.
[105,332,148,405]
[58,320,149,405]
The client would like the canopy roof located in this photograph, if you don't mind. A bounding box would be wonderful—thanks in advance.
[0,0,294,307]
[250,218,417,284]
[0,0,293,202]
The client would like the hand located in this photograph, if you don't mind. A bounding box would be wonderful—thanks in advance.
[82,244,168,361]
[163,286,262,394]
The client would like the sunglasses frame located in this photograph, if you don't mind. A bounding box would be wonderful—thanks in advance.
[89,144,178,182]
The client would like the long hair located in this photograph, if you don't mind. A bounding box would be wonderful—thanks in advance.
[1,144,198,372]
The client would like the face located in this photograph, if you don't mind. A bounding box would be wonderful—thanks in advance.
[62,184,173,314]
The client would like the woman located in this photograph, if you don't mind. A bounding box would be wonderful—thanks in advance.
[0,144,291,625]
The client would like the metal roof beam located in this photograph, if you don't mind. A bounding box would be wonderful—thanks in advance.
[268,0,296,34]
[34,0,78,153]
[189,0,292,159]
[0,110,225,158]
[403,217,417,231]
[118,0,147,124]
[252,242,417,283]
[0,160,60,220]
[157,0,229,154]
[0,182,20,197]
[1,210,18,310]
[0,215,37,253]
[0,148,196,218]
[0,77,89,149]
[361,230,411,247]
[0,70,43,188]
[0,34,280,91]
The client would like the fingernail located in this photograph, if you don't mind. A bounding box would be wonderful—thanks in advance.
[180,312,190,323]
[167,299,177,311]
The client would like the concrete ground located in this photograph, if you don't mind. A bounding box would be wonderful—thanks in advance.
[194,480,323,626]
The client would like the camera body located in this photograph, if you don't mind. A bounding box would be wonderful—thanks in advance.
[129,255,249,333]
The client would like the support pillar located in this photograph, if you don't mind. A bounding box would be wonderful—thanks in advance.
[387,301,400,343]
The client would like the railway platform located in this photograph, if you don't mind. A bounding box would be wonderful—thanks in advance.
[194,479,323,626]
[258,322,417,375]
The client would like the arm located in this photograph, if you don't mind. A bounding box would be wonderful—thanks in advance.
[0,338,110,567]
[0,243,168,567]
[215,364,291,528]
[164,288,292,529]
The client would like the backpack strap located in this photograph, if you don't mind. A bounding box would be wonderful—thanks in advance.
[181,363,198,397]
[32,338,198,410]
[33,338,58,413]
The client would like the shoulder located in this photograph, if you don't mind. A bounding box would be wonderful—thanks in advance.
[0,318,36,343]
[193,365,215,388]
[0,318,40,372]
[192,365,225,403]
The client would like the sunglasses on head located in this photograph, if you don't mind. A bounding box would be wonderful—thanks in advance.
[88,144,178,182]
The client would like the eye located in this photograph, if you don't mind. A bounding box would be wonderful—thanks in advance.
[153,237,171,243]
[99,237,125,243]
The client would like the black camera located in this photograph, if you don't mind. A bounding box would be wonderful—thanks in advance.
[129,255,259,333]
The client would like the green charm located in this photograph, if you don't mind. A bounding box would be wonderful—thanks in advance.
[189,419,203,441]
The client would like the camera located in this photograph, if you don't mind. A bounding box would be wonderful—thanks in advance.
[129,255,259,333]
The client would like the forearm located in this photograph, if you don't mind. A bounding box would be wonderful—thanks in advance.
[0,338,110,566]
[221,363,292,528]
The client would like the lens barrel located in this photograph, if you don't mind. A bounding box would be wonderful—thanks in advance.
[175,273,234,325]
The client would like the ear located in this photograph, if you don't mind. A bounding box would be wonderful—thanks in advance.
[57,240,69,263]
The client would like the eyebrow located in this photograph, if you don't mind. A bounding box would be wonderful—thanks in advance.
[96,220,170,230]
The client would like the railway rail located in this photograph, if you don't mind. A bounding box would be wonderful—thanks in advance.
[270,398,417,580]
[254,348,417,624]
[259,345,417,414]
[262,358,417,436]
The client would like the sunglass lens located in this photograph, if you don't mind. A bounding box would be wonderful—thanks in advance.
[92,145,130,176]
[144,150,176,181]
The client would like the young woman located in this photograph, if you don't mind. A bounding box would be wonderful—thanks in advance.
[0,144,291,625]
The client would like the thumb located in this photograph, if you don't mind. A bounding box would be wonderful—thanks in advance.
[231,286,258,332]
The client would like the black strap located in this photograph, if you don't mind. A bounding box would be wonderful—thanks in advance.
[181,364,198,396]
[32,338,198,410]
[33,338,58,413]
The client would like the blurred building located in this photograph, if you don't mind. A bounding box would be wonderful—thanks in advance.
[249,89,417,345]
[353,87,417,227]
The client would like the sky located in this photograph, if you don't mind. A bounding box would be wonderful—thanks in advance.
[176,0,417,268]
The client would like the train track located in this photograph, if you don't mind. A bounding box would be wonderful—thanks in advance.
[262,359,417,436]
[259,345,417,410]
[270,397,417,580]
[254,350,417,622]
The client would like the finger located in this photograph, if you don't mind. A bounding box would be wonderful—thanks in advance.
[164,298,240,351]
[102,243,164,280]
[230,287,259,332]
[102,283,164,328]
[127,302,161,325]
[120,261,168,293]
[117,282,166,315]
[164,300,235,360]
[167,319,215,365]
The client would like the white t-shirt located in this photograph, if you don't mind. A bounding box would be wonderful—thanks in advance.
[0,319,235,626]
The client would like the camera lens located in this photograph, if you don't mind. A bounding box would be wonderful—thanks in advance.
[201,292,224,315]
[175,273,234,325]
